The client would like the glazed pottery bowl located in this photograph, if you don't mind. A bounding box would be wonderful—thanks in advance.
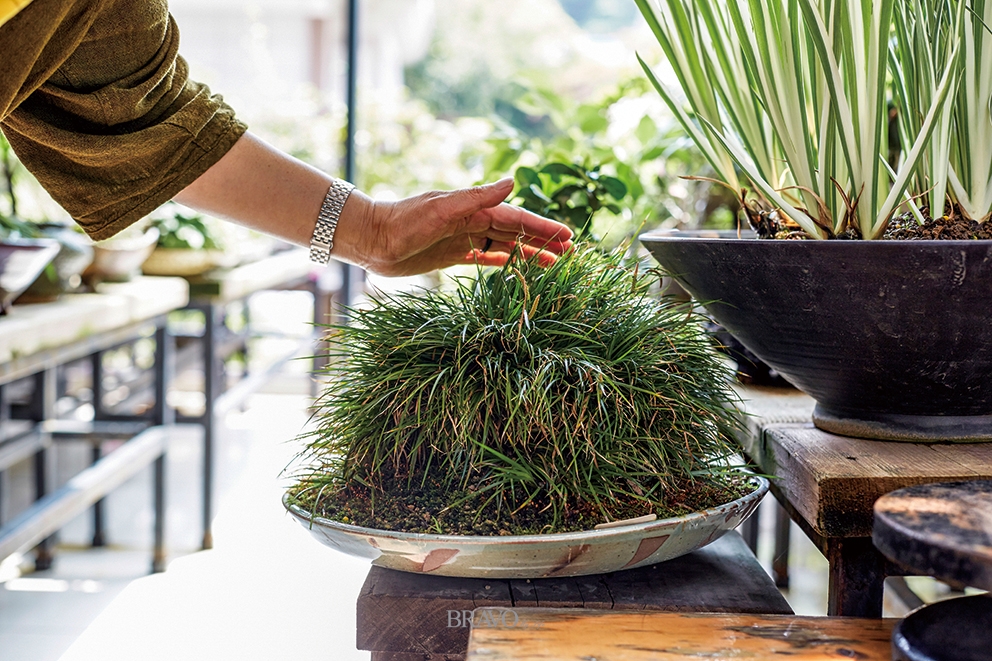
[285,476,767,578]
[17,225,94,303]
[0,240,60,313]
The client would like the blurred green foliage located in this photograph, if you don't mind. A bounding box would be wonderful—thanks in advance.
[151,207,222,250]
[513,162,627,240]
[482,79,740,246]
[0,132,25,237]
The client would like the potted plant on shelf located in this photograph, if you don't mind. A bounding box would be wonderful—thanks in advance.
[1,133,91,304]
[142,205,229,277]
[285,245,767,578]
[635,0,992,441]
[84,222,160,284]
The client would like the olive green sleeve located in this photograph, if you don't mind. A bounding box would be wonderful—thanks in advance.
[0,0,247,240]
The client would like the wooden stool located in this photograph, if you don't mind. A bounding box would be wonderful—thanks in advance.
[357,531,792,660]
[874,480,992,661]
[466,609,897,660]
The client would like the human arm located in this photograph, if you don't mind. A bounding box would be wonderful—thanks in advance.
[173,132,573,277]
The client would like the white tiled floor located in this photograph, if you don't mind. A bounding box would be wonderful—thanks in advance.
[0,383,334,661]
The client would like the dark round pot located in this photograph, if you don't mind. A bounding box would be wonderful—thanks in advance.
[640,230,992,442]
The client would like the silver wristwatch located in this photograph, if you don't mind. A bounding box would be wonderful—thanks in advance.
[309,179,355,264]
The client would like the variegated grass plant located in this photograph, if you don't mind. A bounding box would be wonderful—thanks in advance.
[635,0,964,239]
[892,0,965,222]
[289,246,746,530]
[948,0,992,221]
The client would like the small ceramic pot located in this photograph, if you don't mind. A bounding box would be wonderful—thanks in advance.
[85,227,160,283]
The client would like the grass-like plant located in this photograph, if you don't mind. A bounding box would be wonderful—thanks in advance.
[289,245,746,533]
[891,0,964,222]
[635,0,962,239]
[948,0,992,221]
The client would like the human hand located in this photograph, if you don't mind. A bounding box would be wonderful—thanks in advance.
[334,178,574,277]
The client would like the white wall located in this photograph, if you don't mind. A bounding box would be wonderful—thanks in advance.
[167,0,435,119]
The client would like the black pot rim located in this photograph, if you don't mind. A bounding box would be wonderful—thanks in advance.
[640,228,992,246]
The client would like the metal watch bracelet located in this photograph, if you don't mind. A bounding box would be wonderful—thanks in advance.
[309,179,355,264]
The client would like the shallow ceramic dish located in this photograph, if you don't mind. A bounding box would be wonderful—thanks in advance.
[284,476,767,578]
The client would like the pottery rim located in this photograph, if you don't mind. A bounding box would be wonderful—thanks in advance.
[283,474,767,543]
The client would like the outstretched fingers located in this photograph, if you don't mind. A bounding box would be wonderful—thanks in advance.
[478,203,574,253]
[434,178,517,222]
[464,240,559,267]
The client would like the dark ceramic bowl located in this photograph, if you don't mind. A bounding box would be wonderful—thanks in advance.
[640,229,992,441]
[0,239,61,313]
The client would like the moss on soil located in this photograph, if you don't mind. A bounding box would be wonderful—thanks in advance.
[288,471,755,536]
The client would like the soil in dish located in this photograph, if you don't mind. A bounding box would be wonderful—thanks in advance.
[289,471,754,535]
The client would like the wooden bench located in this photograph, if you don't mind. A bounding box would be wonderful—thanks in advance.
[466,609,898,660]
[357,531,793,661]
[0,277,187,571]
[0,425,170,571]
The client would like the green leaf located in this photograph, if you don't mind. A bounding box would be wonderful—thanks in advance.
[635,116,657,144]
[564,206,592,227]
[515,166,541,188]
[599,176,628,200]
[551,184,585,204]
[541,163,584,179]
[526,184,553,204]
[577,104,609,133]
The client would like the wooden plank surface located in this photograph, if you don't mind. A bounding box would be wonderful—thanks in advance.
[874,480,992,590]
[0,276,188,367]
[466,609,897,661]
[186,249,312,302]
[750,423,992,538]
[357,531,791,657]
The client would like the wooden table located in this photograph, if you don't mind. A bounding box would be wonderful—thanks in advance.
[738,386,992,617]
[357,531,793,661]
[466,609,898,660]
[0,277,188,571]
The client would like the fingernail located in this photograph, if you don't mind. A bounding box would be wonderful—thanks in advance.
[493,177,514,187]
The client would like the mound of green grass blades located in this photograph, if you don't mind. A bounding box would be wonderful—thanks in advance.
[291,244,744,528]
